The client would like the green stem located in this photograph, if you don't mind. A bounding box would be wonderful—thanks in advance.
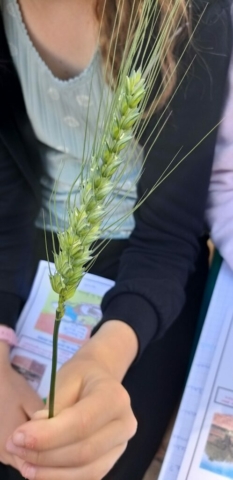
[48,310,62,419]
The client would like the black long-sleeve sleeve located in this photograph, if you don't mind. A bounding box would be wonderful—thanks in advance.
[0,134,39,327]
[97,0,233,355]
[0,20,42,328]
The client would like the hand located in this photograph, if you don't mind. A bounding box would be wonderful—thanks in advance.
[0,342,44,470]
[6,321,138,480]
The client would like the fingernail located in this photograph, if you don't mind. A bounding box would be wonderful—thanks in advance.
[12,432,25,447]
[22,464,36,480]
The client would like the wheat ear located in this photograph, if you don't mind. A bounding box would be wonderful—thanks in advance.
[48,70,145,418]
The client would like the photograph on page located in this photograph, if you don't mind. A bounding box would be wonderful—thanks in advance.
[158,261,233,480]
[201,412,233,478]
[177,310,233,480]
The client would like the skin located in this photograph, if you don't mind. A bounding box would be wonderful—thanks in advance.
[16,0,100,79]
[3,322,138,479]
[0,341,44,470]
[1,2,139,477]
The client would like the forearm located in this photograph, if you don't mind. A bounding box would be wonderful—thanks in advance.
[73,320,139,382]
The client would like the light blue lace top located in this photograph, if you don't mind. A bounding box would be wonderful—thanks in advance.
[2,0,143,238]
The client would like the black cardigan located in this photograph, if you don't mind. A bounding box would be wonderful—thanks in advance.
[0,0,232,355]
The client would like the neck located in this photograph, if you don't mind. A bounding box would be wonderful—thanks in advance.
[17,0,100,79]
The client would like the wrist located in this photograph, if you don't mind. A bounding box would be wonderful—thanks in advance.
[0,325,17,347]
[0,326,17,370]
[0,341,11,368]
[77,320,139,382]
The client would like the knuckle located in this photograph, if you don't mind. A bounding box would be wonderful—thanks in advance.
[113,384,131,410]
[120,388,131,409]
[129,414,138,438]
[122,412,138,441]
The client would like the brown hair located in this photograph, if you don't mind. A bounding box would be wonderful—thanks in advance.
[96,0,189,110]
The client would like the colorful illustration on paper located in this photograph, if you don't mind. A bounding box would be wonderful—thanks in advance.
[200,413,233,478]
[35,289,102,346]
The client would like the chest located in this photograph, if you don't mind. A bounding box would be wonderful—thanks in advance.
[16,0,99,79]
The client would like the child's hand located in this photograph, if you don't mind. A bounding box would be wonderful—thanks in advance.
[6,357,137,480]
[6,321,138,480]
[0,342,44,470]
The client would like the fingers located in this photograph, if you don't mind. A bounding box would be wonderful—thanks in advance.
[0,406,28,469]
[11,383,132,451]
[13,452,26,473]
[6,415,137,468]
[19,444,127,480]
[7,363,138,480]
[0,365,44,471]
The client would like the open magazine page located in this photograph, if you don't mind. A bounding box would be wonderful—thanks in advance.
[10,261,114,399]
[158,261,233,480]
[177,310,233,480]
